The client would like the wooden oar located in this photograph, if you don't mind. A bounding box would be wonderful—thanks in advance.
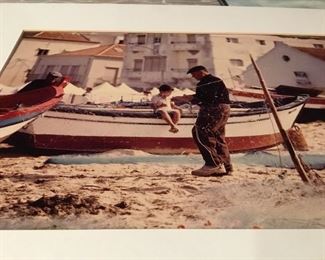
[249,55,310,184]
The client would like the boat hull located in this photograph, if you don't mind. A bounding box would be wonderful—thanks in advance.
[231,89,325,122]
[0,118,34,143]
[9,97,305,154]
[0,80,66,143]
[10,132,284,154]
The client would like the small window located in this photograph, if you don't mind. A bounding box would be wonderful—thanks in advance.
[226,37,239,44]
[153,34,162,44]
[137,35,146,45]
[43,65,55,78]
[36,48,49,56]
[187,34,196,43]
[144,56,166,72]
[256,39,266,45]
[229,59,244,67]
[60,65,70,75]
[294,71,311,85]
[313,44,324,49]
[187,58,198,69]
[282,55,290,62]
[133,59,143,72]
[70,65,80,76]
[294,71,308,78]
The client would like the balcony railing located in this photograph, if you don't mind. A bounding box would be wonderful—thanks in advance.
[169,42,202,51]
[141,71,166,82]
[170,68,189,78]
[125,70,142,78]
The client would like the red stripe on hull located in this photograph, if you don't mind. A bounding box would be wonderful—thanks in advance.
[9,132,283,154]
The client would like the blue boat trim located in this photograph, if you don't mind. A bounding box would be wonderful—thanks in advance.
[0,111,42,128]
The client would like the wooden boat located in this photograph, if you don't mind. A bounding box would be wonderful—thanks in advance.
[0,80,66,143]
[8,95,307,154]
[231,88,325,122]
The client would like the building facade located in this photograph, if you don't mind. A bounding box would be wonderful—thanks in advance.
[27,44,125,88]
[0,32,100,87]
[242,43,325,91]
[121,33,325,90]
[121,33,215,90]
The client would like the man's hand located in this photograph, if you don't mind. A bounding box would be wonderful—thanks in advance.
[172,94,194,104]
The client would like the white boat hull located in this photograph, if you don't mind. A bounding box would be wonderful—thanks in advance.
[10,97,305,154]
[0,118,34,143]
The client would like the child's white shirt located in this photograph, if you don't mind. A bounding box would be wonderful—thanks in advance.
[151,94,173,111]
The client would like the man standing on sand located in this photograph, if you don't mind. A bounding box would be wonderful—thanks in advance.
[173,65,233,176]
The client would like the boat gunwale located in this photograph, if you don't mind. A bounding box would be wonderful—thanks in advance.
[51,95,307,119]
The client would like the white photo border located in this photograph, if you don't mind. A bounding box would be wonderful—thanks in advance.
[0,3,324,260]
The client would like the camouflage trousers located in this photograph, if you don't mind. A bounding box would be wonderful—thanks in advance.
[192,104,231,167]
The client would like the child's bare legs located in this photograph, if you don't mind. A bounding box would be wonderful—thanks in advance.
[159,110,179,133]
[172,110,181,125]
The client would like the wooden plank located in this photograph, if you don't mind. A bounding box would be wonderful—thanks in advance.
[249,55,310,184]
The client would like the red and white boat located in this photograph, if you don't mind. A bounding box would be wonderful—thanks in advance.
[231,87,325,122]
[0,81,66,143]
[8,95,307,154]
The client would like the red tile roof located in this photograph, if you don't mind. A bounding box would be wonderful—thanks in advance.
[28,31,97,43]
[296,47,325,61]
[57,44,125,58]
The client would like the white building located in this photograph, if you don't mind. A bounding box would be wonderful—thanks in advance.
[0,31,100,87]
[242,43,325,92]
[28,44,125,88]
[121,33,325,90]
[121,33,212,90]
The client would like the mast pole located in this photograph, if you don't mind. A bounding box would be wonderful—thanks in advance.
[249,55,310,184]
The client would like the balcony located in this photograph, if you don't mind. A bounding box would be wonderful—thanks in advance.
[170,68,189,79]
[142,71,166,82]
[169,42,202,51]
[125,69,142,79]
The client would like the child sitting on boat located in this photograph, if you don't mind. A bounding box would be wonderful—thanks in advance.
[151,84,182,133]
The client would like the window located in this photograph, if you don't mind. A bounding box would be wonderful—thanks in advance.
[187,58,198,69]
[313,44,324,49]
[43,65,55,77]
[226,37,239,43]
[152,45,160,55]
[187,34,196,43]
[137,34,146,45]
[294,71,308,78]
[282,55,290,62]
[36,48,49,56]
[133,59,143,71]
[229,59,244,67]
[144,56,166,72]
[294,71,311,85]
[153,34,162,44]
[69,65,80,83]
[256,39,266,45]
[60,65,70,75]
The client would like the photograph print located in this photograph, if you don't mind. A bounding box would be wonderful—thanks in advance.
[0,30,324,229]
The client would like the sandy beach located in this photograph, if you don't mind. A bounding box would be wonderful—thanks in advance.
[0,122,324,229]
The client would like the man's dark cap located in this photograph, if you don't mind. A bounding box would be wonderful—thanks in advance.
[159,84,174,92]
[187,65,207,74]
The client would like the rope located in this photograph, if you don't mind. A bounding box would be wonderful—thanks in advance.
[263,100,285,171]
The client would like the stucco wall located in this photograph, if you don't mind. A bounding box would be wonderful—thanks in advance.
[0,38,97,86]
